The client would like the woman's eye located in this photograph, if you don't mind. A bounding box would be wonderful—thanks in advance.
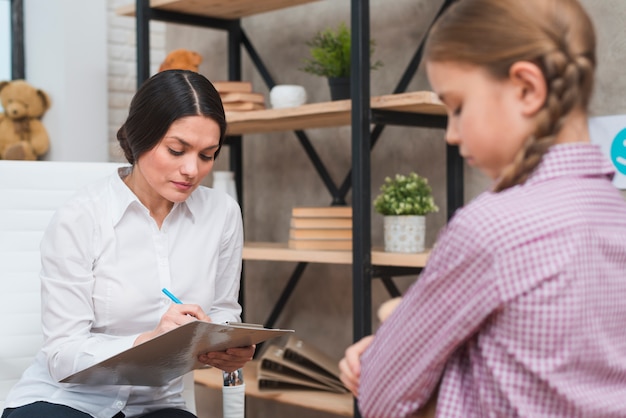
[168,148,183,156]
[452,106,462,116]
[199,154,214,162]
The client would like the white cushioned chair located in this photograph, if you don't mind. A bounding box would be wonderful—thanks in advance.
[0,160,197,414]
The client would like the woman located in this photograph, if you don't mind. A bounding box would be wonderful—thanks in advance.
[2,70,253,418]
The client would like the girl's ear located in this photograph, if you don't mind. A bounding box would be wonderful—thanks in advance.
[509,61,547,117]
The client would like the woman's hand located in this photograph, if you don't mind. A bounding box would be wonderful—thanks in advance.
[134,304,211,346]
[339,335,375,397]
[198,345,256,373]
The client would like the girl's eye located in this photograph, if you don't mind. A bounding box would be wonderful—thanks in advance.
[199,154,214,162]
[168,148,183,156]
[452,106,462,116]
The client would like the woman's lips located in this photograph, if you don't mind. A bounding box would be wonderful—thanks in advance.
[172,181,193,191]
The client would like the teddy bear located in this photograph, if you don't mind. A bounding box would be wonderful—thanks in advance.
[0,79,51,160]
[158,48,203,73]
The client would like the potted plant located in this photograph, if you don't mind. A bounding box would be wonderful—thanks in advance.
[373,172,438,253]
[300,22,382,100]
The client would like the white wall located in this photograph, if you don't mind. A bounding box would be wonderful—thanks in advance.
[107,0,165,162]
[24,0,108,162]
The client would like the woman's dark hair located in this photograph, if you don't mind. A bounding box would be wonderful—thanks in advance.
[117,70,226,164]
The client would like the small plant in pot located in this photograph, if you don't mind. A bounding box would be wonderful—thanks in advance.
[373,172,438,253]
[300,22,382,101]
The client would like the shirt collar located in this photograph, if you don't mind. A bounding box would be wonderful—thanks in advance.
[525,143,615,186]
[109,166,197,226]
[182,189,201,222]
[110,166,136,227]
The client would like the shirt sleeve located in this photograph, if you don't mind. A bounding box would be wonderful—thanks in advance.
[207,196,244,325]
[358,210,503,418]
[39,198,138,383]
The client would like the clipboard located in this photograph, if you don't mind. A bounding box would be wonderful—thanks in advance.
[60,321,293,386]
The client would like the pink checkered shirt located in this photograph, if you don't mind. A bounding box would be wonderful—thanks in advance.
[359,144,626,417]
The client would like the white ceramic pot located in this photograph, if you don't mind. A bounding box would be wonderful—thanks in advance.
[269,84,307,108]
[383,215,426,253]
[212,171,238,201]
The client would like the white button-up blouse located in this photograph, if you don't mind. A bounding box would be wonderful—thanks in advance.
[5,167,243,418]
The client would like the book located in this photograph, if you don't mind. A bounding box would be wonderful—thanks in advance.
[60,321,293,386]
[223,101,266,111]
[290,217,352,229]
[220,92,266,104]
[288,239,352,251]
[258,335,348,393]
[213,80,253,93]
[291,206,352,218]
[289,228,352,240]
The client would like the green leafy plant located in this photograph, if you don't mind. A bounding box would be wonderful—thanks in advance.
[373,172,439,216]
[300,22,382,78]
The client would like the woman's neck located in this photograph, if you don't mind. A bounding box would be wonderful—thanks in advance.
[123,169,173,228]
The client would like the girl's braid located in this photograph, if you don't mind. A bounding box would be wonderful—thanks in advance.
[494,50,592,192]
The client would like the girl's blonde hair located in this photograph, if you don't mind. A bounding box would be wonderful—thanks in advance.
[424,0,596,192]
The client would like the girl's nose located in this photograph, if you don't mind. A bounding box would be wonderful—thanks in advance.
[445,120,460,146]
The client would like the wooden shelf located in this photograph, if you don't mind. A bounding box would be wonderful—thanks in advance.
[244,242,430,268]
[117,0,321,20]
[226,91,445,135]
[194,361,353,417]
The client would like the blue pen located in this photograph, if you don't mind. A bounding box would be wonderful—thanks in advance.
[162,287,183,304]
[162,287,243,385]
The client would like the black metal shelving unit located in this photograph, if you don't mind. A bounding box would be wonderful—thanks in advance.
[130,1,462,416]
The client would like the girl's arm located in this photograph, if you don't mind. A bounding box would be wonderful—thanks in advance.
[358,217,502,417]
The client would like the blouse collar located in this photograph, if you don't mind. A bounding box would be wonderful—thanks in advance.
[109,166,196,226]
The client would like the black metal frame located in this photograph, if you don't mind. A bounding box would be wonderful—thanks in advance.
[9,0,25,79]
[133,1,461,415]
[350,0,373,359]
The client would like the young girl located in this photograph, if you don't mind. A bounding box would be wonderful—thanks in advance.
[339,0,626,417]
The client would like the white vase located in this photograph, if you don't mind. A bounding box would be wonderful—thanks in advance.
[269,84,307,108]
[212,171,238,201]
[383,215,426,253]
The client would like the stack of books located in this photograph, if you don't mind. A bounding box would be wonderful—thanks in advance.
[213,81,266,111]
[288,206,352,251]
[258,335,348,393]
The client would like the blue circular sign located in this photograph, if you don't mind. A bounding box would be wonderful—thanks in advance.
[611,128,626,175]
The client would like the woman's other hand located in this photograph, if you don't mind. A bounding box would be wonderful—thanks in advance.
[198,345,256,373]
